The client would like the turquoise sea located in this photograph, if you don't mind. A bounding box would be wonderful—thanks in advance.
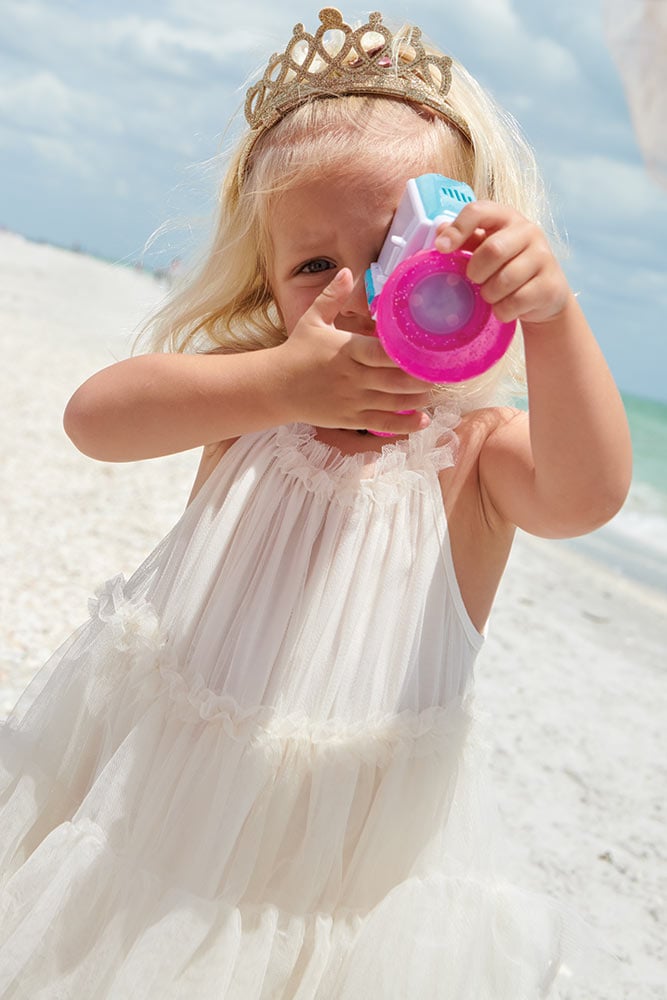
[569,394,667,594]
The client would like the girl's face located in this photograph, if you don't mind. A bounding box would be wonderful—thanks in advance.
[267,170,417,338]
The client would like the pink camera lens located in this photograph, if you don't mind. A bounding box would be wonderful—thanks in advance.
[375,249,516,383]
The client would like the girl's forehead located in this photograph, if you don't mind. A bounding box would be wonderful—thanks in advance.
[269,166,410,219]
[248,99,467,217]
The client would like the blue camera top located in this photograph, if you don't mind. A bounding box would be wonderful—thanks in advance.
[413,174,475,221]
[366,174,475,308]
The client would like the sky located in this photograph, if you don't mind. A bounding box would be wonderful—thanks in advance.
[1,0,666,403]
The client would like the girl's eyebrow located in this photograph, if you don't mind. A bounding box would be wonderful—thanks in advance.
[281,228,336,253]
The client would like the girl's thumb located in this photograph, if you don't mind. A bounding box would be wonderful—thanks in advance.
[312,268,353,324]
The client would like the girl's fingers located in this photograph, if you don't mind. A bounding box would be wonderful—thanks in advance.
[465,223,537,286]
[492,274,566,324]
[349,334,432,386]
[294,273,436,420]
[479,250,540,306]
[359,409,431,435]
[369,390,434,410]
[436,201,516,251]
[348,332,400,368]
[435,204,544,281]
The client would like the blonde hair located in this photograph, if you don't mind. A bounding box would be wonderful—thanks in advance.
[144,27,556,409]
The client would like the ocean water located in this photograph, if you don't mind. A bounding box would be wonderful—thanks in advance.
[568,393,667,595]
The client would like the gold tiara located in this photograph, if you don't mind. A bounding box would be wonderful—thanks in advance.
[240,7,470,175]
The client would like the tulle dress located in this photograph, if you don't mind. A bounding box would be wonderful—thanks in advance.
[0,408,584,998]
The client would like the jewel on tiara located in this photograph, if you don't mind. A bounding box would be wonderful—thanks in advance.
[240,7,470,174]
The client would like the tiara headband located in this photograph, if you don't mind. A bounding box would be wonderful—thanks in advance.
[238,7,471,180]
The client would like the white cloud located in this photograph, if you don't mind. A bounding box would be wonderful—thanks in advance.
[0,3,238,177]
[458,0,519,33]
[414,0,580,86]
[551,154,666,219]
[101,15,259,78]
[0,71,108,135]
[28,134,96,179]
[530,35,579,80]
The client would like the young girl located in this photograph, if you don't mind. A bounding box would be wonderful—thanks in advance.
[0,8,631,998]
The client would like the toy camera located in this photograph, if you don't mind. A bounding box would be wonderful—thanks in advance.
[365,174,517,384]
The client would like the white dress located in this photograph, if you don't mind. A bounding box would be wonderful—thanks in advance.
[0,409,587,998]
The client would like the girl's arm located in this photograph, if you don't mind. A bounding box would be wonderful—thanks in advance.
[64,274,432,461]
[64,350,296,461]
[436,204,633,538]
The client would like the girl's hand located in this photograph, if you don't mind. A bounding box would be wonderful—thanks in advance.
[275,268,433,434]
[434,202,571,325]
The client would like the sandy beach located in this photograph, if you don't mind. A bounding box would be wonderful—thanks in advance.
[1,231,665,997]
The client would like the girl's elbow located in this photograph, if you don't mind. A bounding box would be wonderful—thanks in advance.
[595,473,632,528]
[568,452,633,536]
[63,387,112,460]
[554,476,631,538]
[594,454,633,527]
[63,389,87,452]
[531,464,632,539]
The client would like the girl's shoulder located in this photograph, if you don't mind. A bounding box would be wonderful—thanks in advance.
[437,405,510,508]
[442,402,530,528]
[448,405,526,472]
[439,404,527,547]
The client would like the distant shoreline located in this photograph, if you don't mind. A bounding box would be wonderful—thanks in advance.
[0,226,180,283]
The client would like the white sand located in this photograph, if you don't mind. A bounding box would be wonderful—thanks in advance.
[1,232,665,997]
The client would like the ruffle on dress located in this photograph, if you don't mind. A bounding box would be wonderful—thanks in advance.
[273,405,460,505]
[87,575,475,764]
[0,830,587,1000]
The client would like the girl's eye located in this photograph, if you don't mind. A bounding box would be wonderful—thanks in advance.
[299,259,335,275]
